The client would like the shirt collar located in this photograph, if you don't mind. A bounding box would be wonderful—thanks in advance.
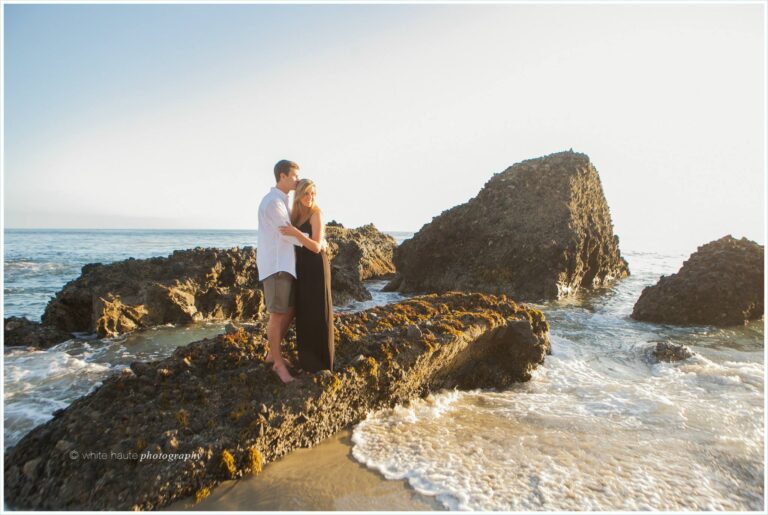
[271,187,289,201]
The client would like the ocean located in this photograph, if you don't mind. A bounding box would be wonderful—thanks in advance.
[3,228,764,510]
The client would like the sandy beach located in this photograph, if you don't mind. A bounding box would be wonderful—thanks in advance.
[166,430,442,511]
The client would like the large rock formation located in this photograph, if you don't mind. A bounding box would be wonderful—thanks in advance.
[39,248,264,339]
[632,235,764,326]
[385,150,629,301]
[4,292,550,510]
[326,223,397,305]
[4,225,397,344]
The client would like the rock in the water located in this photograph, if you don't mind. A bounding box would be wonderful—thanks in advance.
[650,341,695,362]
[632,235,764,326]
[326,223,397,305]
[4,292,549,510]
[3,317,72,348]
[386,149,629,301]
[37,228,397,340]
[41,248,265,338]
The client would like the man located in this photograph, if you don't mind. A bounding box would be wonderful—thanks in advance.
[257,159,303,384]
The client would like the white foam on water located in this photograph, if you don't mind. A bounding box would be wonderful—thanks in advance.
[4,348,114,448]
[336,280,411,314]
[653,353,764,391]
[351,391,467,509]
[3,321,230,449]
[4,260,71,273]
[352,333,764,511]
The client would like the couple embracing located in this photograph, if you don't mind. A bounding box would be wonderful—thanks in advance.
[256,159,334,384]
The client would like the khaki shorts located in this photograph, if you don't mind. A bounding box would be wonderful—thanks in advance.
[262,271,296,313]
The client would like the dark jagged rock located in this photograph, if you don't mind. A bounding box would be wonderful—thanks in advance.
[649,341,695,363]
[3,316,72,349]
[385,150,629,301]
[632,236,764,327]
[4,292,550,510]
[40,248,264,339]
[28,228,397,343]
[326,223,397,305]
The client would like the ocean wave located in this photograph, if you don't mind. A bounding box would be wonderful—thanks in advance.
[4,348,114,448]
[651,353,765,393]
[351,329,764,511]
[4,260,73,273]
[352,383,763,510]
[4,348,112,395]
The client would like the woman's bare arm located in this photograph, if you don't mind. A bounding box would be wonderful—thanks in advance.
[309,210,325,253]
[278,211,323,253]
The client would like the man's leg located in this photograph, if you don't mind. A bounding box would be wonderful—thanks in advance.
[267,312,294,383]
[262,272,295,383]
[280,307,295,339]
[264,308,293,364]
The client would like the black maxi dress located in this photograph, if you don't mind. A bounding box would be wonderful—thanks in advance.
[295,219,334,372]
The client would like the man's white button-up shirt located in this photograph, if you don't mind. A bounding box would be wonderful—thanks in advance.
[257,187,302,281]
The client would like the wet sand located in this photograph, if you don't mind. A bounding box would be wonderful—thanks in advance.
[167,430,443,511]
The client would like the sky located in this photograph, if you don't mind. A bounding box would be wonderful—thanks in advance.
[2,1,765,254]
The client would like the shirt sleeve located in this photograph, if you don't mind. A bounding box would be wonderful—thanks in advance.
[264,198,303,247]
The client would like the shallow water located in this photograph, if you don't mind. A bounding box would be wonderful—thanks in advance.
[350,252,765,511]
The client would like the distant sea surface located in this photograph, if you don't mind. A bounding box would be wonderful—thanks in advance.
[3,228,764,511]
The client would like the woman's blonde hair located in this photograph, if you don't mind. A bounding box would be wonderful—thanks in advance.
[291,179,320,226]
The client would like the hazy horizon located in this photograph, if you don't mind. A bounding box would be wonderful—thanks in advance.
[3,2,765,254]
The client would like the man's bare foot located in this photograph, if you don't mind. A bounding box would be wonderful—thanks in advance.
[265,353,294,368]
[271,363,295,384]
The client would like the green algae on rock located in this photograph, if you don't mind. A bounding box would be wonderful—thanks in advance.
[3,292,549,510]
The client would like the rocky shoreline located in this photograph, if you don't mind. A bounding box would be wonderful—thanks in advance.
[4,292,550,510]
[3,149,763,511]
[4,224,397,347]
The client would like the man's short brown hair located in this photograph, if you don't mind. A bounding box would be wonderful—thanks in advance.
[274,160,299,182]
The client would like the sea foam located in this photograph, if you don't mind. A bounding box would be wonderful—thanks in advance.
[351,310,764,511]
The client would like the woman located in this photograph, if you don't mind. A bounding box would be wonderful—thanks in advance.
[278,179,334,372]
